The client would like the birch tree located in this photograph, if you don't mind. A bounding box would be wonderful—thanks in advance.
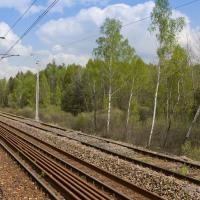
[185,105,200,142]
[147,0,185,147]
[125,58,146,133]
[94,18,135,134]
[83,59,104,132]
[126,77,135,131]
[184,38,200,142]
[163,46,189,147]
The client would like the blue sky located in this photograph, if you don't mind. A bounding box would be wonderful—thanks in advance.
[0,0,200,78]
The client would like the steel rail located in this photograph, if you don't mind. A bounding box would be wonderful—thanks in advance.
[0,112,200,186]
[0,121,165,200]
[0,188,3,200]
[53,133,200,185]
[1,111,199,170]
[0,130,110,200]
[0,128,116,200]
[0,139,61,200]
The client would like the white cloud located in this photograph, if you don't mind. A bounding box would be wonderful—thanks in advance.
[0,0,109,15]
[0,0,32,13]
[0,58,35,78]
[37,1,156,62]
[52,44,63,52]
[29,50,90,68]
[0,22,32,56]
[0,21,33,78]
[178,26,200,63]
[47,52,90,66]
[37,1,200,63]
[47,0,110,13]
[1,1,200,78]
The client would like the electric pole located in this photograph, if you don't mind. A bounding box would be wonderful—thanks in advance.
[35,61,40,121]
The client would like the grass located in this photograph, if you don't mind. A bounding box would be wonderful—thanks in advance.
[178,165,189,176]
[181,141,200,162]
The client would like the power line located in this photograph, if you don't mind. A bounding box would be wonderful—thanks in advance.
[121,0,200,26]
[0,0,60,61]
[62,0,200,48]
[2,0,199,62]
[174,0,200,9]
[4,0,38,38]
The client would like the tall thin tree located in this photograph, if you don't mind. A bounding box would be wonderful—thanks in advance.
[148,0,185,147]
[94,18,135,134]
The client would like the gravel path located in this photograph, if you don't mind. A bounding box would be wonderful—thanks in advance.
[0,145,49,200]
[0,116,200,200]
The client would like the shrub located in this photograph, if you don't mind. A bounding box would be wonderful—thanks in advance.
[73,112,93,133]
[181,141,200,161]
[40,106,75,128]
[17,107,34,118]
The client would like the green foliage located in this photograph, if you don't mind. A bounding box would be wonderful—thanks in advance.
[0,16,199,161]
[61,64,86,115]
[181,141,200,161]
[7,71,35,108]
[179,165,189,176]
[73,112,93,132]
[39,71,50,107]
[149,0,185,60]
[0,78,8,106]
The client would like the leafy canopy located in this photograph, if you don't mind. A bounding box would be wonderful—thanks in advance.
[149,0,185,61]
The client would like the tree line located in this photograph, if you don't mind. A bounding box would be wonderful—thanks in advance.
[0,0,199,151]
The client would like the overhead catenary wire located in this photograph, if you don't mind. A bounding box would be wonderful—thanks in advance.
[61,0,200,48]
[13,0,200,68]
[0,0,60,61]
[174,0,200,9]
[4,0,38,38]
[2,0,199,62]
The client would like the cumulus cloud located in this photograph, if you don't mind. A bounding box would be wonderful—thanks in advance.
[37,1,156,62]
[37,1,200,63]
[0,22,33,78]
[1,1,200,78]
[0,0,30,12]
[47,52,90,66]
[177,25,200,62]
[0,58,35,78]
[48,0,110,13]
[0,22,32,56]
[0,0,109,15]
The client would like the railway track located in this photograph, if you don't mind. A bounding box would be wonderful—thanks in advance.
[2,111,198,167]
[0,111,200,187]
[0,115,164,200]
[0,188,3,200]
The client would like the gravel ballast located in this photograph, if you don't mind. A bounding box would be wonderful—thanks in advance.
[0,116,200,200]
[0,145,49,200]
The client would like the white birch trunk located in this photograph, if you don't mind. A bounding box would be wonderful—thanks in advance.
[177,80,180,105]
[107,61,112,134]
[126,78,135,130]
[173,79,180,114]
[148,64,160,147]
[35,71,39,121]
[191,65,195,91]
[92,81,97,132]
[107,78,112,134]
[185,105,200,140]
[166,93,169,122]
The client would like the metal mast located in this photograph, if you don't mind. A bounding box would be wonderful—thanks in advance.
[35,69,39,121]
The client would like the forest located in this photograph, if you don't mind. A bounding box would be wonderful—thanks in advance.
[0,0,200,160]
